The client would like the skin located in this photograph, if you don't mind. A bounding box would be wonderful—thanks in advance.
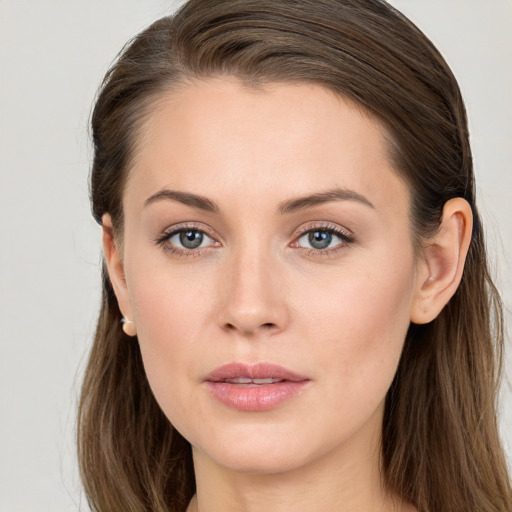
[103,78,472,512]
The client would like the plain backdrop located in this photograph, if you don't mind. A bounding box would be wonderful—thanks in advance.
[0,1,510,510]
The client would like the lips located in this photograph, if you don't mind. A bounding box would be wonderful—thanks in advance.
[204,362,310,411]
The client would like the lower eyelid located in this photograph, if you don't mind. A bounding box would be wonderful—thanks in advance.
[164,245,208,257]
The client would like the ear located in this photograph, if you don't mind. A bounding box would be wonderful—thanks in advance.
[410,198,473,324]
[102,214,134,323]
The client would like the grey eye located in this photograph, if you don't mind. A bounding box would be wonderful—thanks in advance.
[308,230,333,249]
[297,229,345,251]
[180,230,203,249]
[169,229,212,250]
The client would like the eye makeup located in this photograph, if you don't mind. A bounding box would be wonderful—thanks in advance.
[153,220,355,259]
[291,222,355,257]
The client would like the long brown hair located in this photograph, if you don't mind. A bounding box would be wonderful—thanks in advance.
[78,1,511,511]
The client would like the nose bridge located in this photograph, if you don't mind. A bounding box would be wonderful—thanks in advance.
[218,234,288,336]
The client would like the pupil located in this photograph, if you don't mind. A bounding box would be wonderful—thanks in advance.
[309,231,331,249]
[180,230,203,249]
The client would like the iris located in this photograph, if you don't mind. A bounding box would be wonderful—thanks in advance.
[309,230,332,250]
[180,230,203,249]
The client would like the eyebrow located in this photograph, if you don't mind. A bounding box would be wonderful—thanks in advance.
[144,189,219,212]
[278,188,374,214]
[143,187,374,214]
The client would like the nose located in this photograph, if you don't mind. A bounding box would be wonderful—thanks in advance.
[217,245,289,337]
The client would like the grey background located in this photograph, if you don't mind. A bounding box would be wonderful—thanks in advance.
[0,1,510,510]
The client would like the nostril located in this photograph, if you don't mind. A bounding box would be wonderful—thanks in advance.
[223,322,276,333]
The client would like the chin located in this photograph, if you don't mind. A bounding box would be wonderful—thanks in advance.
[210,445,309,475]
[190,421,327,475]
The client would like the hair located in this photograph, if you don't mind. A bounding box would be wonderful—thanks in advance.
[78,1,511,511]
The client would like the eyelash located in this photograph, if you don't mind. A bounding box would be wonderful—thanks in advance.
[154,222,218,258]
[154,222,355,258]
[293,223,355,257]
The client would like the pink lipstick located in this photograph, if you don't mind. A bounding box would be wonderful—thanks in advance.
[204,362,310,412]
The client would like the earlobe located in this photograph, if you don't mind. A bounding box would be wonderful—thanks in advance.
[410,198,473,324]
[101,214,134,324]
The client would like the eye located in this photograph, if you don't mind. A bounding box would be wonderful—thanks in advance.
[292,224,354,254]
[169,229,212,250]
[155,224,220,257]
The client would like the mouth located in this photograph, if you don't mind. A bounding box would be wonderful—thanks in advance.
[204,362,310,412]
[220,377,285,386]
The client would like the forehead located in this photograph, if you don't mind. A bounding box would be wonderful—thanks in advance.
[126,77,409,215]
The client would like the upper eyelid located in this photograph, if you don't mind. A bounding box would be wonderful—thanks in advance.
[160,222,217,239]
[294,222,352,237]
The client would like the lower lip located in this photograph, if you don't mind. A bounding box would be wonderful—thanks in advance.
[206,381,309,411]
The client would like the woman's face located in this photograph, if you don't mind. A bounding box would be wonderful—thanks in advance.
[110,78,424,474]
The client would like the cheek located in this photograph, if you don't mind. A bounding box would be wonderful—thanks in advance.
[123,257,217,420]
[300,252,416,414]
[131,280,204,353]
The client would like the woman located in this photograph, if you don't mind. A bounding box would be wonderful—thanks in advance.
[77,1,512,511]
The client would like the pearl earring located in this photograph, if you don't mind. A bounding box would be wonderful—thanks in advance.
[121,317,137,337]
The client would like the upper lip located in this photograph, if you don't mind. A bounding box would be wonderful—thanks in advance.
[205,362,309,383]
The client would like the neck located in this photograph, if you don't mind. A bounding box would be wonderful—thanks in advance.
[187,412,413,512]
